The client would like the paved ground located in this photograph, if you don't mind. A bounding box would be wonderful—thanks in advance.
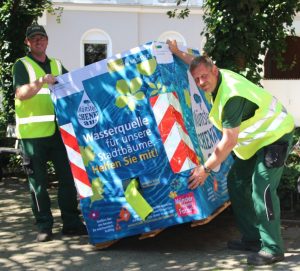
[1,176,300,271]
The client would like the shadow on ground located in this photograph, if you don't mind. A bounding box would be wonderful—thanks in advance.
[1,176,300,271]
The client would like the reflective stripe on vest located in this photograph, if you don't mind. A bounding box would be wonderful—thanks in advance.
[238,97,288,145]
[15,56,62,139]
[209,69,294,159]
[16,115,55,125]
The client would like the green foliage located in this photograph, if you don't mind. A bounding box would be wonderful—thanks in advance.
[0,0,63,177]
[280,127,300,211]
[0,0,53,128]
[167,0,190,19]
[202,0,300,84]
[168,1,300,209]
[169,0,300,84]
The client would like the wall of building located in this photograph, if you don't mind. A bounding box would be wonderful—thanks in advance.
[262,80,300,127]
[42,3,300,126]
[44,4,204,71]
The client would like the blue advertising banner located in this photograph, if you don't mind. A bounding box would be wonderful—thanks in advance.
[50,42,234,245]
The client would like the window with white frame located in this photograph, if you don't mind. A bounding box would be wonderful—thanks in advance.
[81,29,112,67]
[84,43,107,66]
[158,31,187,46]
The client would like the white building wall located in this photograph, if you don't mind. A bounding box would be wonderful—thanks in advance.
[46,10,140,70]
[137,13,203,48]
[44,3,203,71]
[262,80,300,127]
[293,14,300,35]
[43,3,300,126]
[262,15,300,127]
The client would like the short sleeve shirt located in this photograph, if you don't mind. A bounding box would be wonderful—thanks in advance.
[212,71,258,129]
[13,53,68,90]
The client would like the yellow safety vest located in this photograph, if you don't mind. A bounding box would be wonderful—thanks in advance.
[15,56,62,139]
[209,69,294,159]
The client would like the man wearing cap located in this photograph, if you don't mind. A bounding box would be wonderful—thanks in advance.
[12,24,87,242]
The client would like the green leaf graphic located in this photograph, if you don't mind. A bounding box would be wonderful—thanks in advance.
[134,91,145,100]
[79,145,96,167]
[130,77,143,94]
[90,178,104,205]
[184,89,191,108]
[115,96,128,108]
[116,79,130,95]
[127,98,136,111]
[137,58,157,76]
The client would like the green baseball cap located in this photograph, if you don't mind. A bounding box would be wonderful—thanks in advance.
[26,25,48,38]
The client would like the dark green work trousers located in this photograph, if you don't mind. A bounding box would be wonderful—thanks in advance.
[21,125,82,231]
[227,132,293,255]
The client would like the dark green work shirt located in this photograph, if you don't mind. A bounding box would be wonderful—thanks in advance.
[212,71,258,129]
[13,53,68,90]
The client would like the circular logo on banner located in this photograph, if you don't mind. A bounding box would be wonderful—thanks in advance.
[77,91,99,128]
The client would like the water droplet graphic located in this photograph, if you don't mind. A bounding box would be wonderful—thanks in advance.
[193,93,202,104]
[77,91,99,128]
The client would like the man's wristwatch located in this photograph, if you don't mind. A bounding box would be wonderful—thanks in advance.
[202,164,212,174]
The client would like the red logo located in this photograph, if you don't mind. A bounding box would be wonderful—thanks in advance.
[175,192,198,217]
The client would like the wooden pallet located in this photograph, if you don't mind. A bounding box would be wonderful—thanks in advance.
[94,228,164,249]
[139,228,164,240]
[94,239,119,250]
[191,201,231,227]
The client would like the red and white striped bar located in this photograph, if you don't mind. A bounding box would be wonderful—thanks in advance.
[150,92,199,173]
[60,123,93,198]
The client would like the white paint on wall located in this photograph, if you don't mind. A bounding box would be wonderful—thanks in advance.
[157,31,186,45]
[262,80,300,127]
[41,3,300,130]
[45,3,203,71]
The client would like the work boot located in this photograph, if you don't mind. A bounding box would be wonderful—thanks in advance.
[247,250,285,265]
[227,239,261,252]
[62,223,88,236]
[36,229,53,242]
